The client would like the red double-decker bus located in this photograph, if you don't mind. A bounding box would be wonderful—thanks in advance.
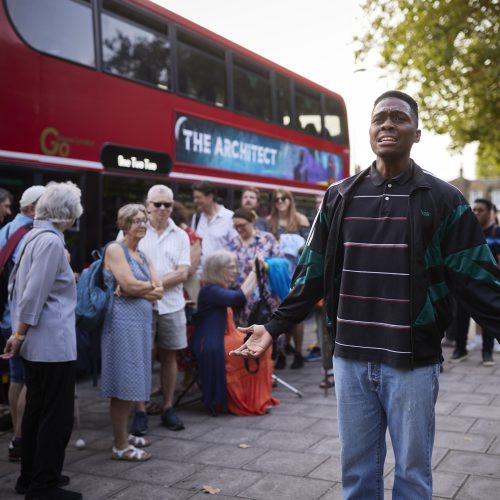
[0,0,349,264]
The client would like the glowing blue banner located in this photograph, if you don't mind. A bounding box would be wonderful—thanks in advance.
[174,114,343,185]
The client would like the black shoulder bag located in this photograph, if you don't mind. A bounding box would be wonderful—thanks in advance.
[244,258,273,374]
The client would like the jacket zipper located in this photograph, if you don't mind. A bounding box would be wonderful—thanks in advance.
[408,190,415,369]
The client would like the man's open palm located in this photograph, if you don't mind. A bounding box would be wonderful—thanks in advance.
[229,324,273,358]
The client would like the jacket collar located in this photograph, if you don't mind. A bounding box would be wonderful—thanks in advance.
[338,160,432,198]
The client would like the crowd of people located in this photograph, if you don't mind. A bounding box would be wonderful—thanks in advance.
[0,179,315,499]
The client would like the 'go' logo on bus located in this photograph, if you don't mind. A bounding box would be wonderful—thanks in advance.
[40,127,70,157]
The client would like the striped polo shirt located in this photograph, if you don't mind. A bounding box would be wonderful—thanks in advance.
[335,164,413,367]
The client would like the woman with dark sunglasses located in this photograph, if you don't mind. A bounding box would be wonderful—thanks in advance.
[267,190,310,369]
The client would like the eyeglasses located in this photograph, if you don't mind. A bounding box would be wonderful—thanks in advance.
[131,218,148,225]
[152,202,172,209]
[275,197,289,203]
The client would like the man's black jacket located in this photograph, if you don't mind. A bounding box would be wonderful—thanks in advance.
[265,162,500,366]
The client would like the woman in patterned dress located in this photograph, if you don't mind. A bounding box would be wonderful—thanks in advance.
[101,204,163,461]
[227,207,280,326]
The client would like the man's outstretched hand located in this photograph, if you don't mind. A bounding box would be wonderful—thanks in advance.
[230,324,273,358]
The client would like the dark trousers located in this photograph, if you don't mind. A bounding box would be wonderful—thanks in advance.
[450,304,494,354]
[20,359,76,494]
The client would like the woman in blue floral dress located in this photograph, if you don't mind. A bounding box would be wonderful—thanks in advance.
[227,208,281,326]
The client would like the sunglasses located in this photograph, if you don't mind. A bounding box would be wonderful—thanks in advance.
[152,202,172,208]
[275,197,289,203]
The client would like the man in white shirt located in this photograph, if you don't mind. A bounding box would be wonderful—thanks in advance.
[132,185,190,433]
[191,181,237,272]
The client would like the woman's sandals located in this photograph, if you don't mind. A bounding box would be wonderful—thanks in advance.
[111,445,151,461]
[128,435,151,448]
[111,435,151,461]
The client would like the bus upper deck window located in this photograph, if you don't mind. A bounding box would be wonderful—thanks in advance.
[295,85,322,137]
[6,0,95,67]
[276,74,292,127]
[101,0,170,90]
[324,96,348,145]
[177,31,227,107]
[233,56,272,122]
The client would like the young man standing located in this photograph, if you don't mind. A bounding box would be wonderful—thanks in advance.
[191,181,236,272]
[232,91,500,498]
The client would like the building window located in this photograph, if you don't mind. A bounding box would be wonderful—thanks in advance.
[177,31,226,107]
[491,190,500,211]
[233,56,272,121]
[101,0,170,89]
[469,190,483,205]
[6,0,95,67]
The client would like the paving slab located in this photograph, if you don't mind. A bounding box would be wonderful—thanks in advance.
[434,430,493,453]
[114,458,203,485]
[239,472,333,500]
[107,482,192,499]
[243,449,329,476]
[435,414,475,433]
[452,403,500,420]
[173,464,263,496]
[254,429,323,452]
[437,450,500,478]
[455,475,500,499]
[190,443,267,468]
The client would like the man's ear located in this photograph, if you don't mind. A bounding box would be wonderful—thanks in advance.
[414,129,421,143]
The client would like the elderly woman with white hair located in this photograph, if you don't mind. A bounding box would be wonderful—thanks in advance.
[2,182,83,500]
[192,250,279,416]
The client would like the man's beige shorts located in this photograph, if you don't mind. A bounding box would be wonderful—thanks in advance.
[152,309,187,350]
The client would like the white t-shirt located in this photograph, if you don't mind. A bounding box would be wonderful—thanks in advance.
[117,220,190,314]
[191,205,237,272]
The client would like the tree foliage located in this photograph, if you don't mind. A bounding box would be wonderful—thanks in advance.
[355,0,500,177]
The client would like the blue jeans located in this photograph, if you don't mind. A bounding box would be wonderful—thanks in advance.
[333,356,440,500]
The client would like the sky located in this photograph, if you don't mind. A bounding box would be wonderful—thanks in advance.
[153,0,477,181]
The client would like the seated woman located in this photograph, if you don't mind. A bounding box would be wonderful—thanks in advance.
[101,204,163,461]
[192,250,279,416]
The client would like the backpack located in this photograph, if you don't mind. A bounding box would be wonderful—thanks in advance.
[75,245,111,332]
[0,223,32,318]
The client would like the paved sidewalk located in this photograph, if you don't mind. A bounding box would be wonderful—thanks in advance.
[1,324,500,499]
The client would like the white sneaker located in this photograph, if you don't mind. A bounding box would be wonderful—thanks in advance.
[467,336,482,351]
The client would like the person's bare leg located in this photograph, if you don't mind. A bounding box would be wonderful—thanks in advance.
[110,398,131,449]
[159,349,177,409]
[9,382,26,438]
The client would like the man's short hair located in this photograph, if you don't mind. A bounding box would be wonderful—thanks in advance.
[373,90,419,126]
[192,181,216,197]
[242,186,260,197]
[474,198,493,212]
[0,187,13,204]
[147,184,173,201]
